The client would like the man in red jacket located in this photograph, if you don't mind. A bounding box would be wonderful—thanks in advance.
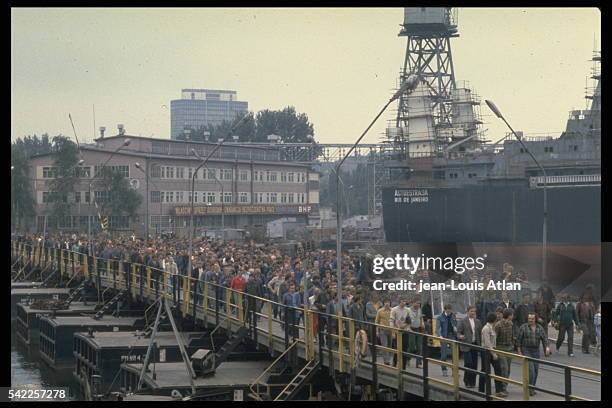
[230,272,246,315]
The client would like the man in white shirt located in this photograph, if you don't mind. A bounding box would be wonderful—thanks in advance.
[457,305,482,388]
[390,299,410,369]
[480,312,505,397]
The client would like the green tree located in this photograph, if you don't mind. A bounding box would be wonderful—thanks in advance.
[254,107,314,143]
[97,169,143,223]
[11,134,55,231]
[175,108,315,145]
[11,144,35,231]
[47,135,80,228]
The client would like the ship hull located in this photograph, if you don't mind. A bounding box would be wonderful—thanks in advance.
[381,182,601,293]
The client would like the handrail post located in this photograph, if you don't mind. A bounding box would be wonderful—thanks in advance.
[203,281,209,325]
[183,276,189,315]
[564,366,572,401]
[338,314,344,373]
[59,249,64,279]
[226,287,232,330]
[370,323,378,392]
[284,304,290,350]
[84,253,89,280]
[422,333,429,401]
[131,264,137,298]
[397,329,404,400]
[452,342,460,400]
[215,284,220,327]
[146,267,151,298]
[522,357,530,400]
[484,351,492,401]
[267,301,273,352]
[349,319,355,369]
[238,292,244,323]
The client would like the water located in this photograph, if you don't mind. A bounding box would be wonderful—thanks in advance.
[11,331,82,400]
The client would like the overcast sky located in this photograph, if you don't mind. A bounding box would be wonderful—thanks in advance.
[11,7,600,145]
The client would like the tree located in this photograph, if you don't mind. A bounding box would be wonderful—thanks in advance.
[254,107,314,143]
[97,168,143,224]
[47,135,80,228]
[11,134,55,231]
[174,107,316,145]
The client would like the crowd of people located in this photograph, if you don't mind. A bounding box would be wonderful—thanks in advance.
[13,232,601,397]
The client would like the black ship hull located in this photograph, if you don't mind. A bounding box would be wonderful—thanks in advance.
[381,182,601,292]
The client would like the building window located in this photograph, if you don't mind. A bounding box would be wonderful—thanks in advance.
[256,193,264,203]
[288,172,295,183]
[109,216,130,229]
[76,166,91,178]
[188,167,193,179]
[151,215,171,229]
[94,191,109,203]
[151,165,161,178]
[288,193,294,203]
[57,216,73,229]
[281,193,287,203]
[189,191,199,203]
[281,172,287,183]
[151,191,161,203]
[85,191,91,203]
[95,165,129,178]
[42,167,58,179]
[176,191,184,202]
[223,192,232,203]
[270,192,277,203]
[207,192,216,203]
[220,169,232,181]
[239,192,249,203]
[165,191,174,203]
[166,167,174,179]
[42,191,50,203]
[573,145,579,151]
[176,167,184,179]
[207,168,216,180]
[240,170,248,182]
[74,191,81,203]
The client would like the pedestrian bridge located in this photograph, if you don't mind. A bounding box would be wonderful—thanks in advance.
[11,241,601,401]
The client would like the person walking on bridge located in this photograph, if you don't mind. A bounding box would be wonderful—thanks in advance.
[436,304,458,377]
[457,305,482,388]
[552,293,580,357]
[517,312,550,396]
[494,308,515,395]
[577,290,596,354]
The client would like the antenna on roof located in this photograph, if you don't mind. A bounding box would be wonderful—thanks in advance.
[69,113,84,160]
[69,114,81,149]
[93,104,96,143]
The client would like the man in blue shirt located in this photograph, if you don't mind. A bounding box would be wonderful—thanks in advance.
[283,283,299,338]
[436,304,458,377]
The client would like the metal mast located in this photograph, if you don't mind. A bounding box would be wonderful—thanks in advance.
[394,8,459,153]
